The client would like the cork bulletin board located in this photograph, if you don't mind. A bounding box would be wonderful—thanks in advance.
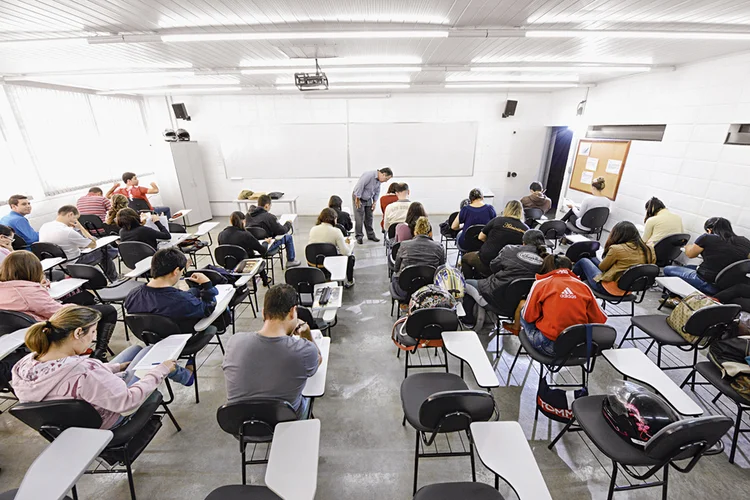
[568,139,630,201]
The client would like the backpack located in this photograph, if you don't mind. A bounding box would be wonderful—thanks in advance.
[434,265,465,299]
[408,284,457,315]
[730,374,750,403]
[666,291,720,345]
[708,336,750,378]
[536,379,588,423]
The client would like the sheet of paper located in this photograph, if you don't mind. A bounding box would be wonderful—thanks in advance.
[585,157,599,171]
[606,159,622,174]
[580,171,594,185]
[579,142,591,156]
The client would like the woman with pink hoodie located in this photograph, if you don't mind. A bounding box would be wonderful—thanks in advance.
[12,305,193,429]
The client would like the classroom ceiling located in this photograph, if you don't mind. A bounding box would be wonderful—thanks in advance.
[3,0,750,95]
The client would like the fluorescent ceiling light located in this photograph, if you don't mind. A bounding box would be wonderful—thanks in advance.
[526,30,750,40]
[445,83,578,89]
[0,37,88,47]
[241,66,422,75]
[242,56,422,67]
[275,84,410,91]
[447,73,579,82]
[102,86,243,95]
[162,30,448,42]
[470,66,651,73]
[275,75,411,84]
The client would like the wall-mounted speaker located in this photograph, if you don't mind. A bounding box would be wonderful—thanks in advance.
[502,100,518,118]
[172,103,191,121]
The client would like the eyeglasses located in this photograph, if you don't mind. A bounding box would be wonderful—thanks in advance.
[0,235,13,242]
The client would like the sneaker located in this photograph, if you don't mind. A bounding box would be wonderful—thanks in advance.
[344,279,355,289]
[286,260,301,268]
[356,237,363,244]
[501,321,520,335]
[183,358,195,387]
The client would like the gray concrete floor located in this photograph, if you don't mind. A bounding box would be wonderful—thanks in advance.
[1,215,750,499]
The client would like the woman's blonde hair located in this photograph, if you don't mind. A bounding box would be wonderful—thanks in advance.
[106,194,129,225]
[502,200,523,220]
[25,306,101,357]
[413,216,432,236]
[0,250,43,283]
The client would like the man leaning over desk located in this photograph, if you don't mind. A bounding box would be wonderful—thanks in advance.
[351,167,393,245]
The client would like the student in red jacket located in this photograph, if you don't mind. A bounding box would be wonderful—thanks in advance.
[521,254,607,356]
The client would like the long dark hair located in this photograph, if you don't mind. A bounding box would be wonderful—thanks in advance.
[604,221,653,260]
[540,254,573,274]
[644,197,666,222]
[229,211,245,229]
[705,217,750,248]
[522,229,550,258]
[405,202,427,233]
[328,195,343,211]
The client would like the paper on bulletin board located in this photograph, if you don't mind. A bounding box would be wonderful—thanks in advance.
[606,159,622,174]
[580,171,594,185]
[579,142,591,156]
[585,157,599,171]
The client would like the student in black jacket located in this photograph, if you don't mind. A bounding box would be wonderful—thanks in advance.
[246,194,300,267]
[328,195,353,235]
[218,212,272,286]
[117,208,170,249]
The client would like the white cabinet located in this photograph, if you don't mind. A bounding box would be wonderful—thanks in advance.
[154,141,211,226]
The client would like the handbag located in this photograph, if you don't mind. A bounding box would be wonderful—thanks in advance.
[666,291,720,345]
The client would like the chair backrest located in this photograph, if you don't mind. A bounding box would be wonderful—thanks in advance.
[65,264,109,290]
[579,206,610,232]
[404,307,459,341]
[118,241,156,269]
[185,269,226,287]
[215,244,249,271]
[419,390,495,432]
[168,222,186,234]
[128,198,151,212]
[30,242,66,261]
[305,243,338,268]
[539,220,567,241]
[644,415,732,464]
[124,313,182,345]
[387,223,398,240]
[447,211,459,228]
[0,310,35,335]
[11,400,103,441]
[524,207,544,221]
[462,224,485,252]
[216,398,298,441]
[684,304,741,342]
[491,278,536,316]
[715,259,750,291]
[335,224,348,237]
[11,234,27,250]
[553,324,617,366]
[565,240,601,263]
[78,215,108,237]
[285,267,327,306]
[389,242,401,266]
[617,264,659,294]
[653,233,690,267]
[247,226,269,240]
[296,306,317,328]
[398,265,437,296]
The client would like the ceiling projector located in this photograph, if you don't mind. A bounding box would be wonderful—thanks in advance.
[294,58,329,91]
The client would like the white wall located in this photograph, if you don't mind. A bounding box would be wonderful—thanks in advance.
[551,51,750,238]
[144,92,553,216]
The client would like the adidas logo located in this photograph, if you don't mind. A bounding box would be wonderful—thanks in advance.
[560,287,577,299]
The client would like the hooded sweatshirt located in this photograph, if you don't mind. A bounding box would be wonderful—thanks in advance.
[523,268,607,341]
[477,244,544,302]
[246,206,290,237]
[521,192,552,213]
[0,280,65,321]
[12,353,171,429]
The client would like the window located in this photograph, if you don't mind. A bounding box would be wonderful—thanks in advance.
[586,124,666,142]
[0,129,19,205]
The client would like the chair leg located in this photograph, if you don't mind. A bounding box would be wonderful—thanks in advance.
[548,416,575,449]
[508,347,524,377]
[216,333,225,355]
[404,350,410,379]
[192,356,200,404]
[72,485,79,500]
[618,325,633,348]
[162,402,182,432]
[656,344,662,368]
[468,430,476,482]
[124,452,137,500]
[662,463,669,500]
[121,304,130,341]
[730,406,744,464]
[535,366,543,421]
[241,446,247,485]
[413,430,420,495]
[607,461,618,500]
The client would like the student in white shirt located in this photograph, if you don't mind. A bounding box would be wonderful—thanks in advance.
[561,176,610,231]
[383,183,411,231]
[38,205,118,281]
[308,208,355,287]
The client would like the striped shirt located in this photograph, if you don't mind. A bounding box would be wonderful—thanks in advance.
[76,194,112,222]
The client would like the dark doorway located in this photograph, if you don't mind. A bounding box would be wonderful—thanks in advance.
[543,127,573,214]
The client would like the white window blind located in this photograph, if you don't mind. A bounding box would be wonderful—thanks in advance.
[0,129,19,204]
[5,85,150,195]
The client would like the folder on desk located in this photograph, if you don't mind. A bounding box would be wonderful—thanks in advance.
[132,334,192,377]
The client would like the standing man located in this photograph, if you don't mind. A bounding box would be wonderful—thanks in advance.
[0,194,38,247]
[106,172,171,219]
[351,167,393,244]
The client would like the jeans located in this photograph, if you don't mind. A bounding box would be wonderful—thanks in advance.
[152,206,172,219]
[664,265,719,295]
[521,317,555,356]
[465,279,488,307]
[572,257,608,295]
[76,247,117,281]
[268,233,296,261]
[296,396,312,419]
[352,196,376,240]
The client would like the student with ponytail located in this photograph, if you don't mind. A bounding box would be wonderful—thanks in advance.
[392,217,446,298]
[12,306,194,429]
[218,211,272,286]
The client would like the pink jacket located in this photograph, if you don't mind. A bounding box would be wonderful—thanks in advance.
[12,353,171,429]
[0,280,65,321]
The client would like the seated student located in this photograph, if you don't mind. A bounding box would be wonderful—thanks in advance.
[105,194,128,227]
[106,172,171,219]
[561,176,610,231]
[76,187,112,223]
[462,229,548,329]
[12,306,194,430]
[452,188,497,248]
[0,251,118,361]
[392,217,446,298]
[0,224,13,266]
[461,200,528,279]
[0,194,38,246]
[379,182,400,231]
[664,217,750,296]
[308,208,355,286]
[328,195,353,234]
[246,194,300,268]
[116,208,170,249]
[521,182,552,227]
[124,247,219,333]
[642,197,684,246]
[396,202,427,243]
[520,255,607,355]
[383,183,411,231]
[222,284,321,418]
[218,211,272,286]
[39,205,118,282]
[573,221,655,296]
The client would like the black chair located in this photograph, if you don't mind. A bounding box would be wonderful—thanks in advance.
[305,243,338,279]
[413,483,503,500]
[127,199,152,213]
[216,399,298,485]
[459,224,485,253]
[483,278,535,351]
[565,206,610,240]
[390,264,437,317]
[592,264,659,317]
[297,305,332,337]
[248,226,284,275]
[654,233,690,267]
[388,242,401,279]
[400,308,460,378]
[285,267,327,307]
[400,372,495,494]
[10,394,180,500]
[619,304,741,370]
[539,220,567,249]
[565,240,600,263]
[11,234,26,250]
[441,211,459,252]
[0,310,35,335]
[548,395,731,500]
[168,222,187,234]
[118,241,156,275]
[509,324,617,420]
[523,207,544,227]
[186,267,254,329]
[30,241,67,261]
[715,259,750,291]
[214,244,263,309]
[124,314,214,403]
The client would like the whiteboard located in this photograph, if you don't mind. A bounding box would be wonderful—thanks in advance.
[220,124,348,179]
[348,122,478,177]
